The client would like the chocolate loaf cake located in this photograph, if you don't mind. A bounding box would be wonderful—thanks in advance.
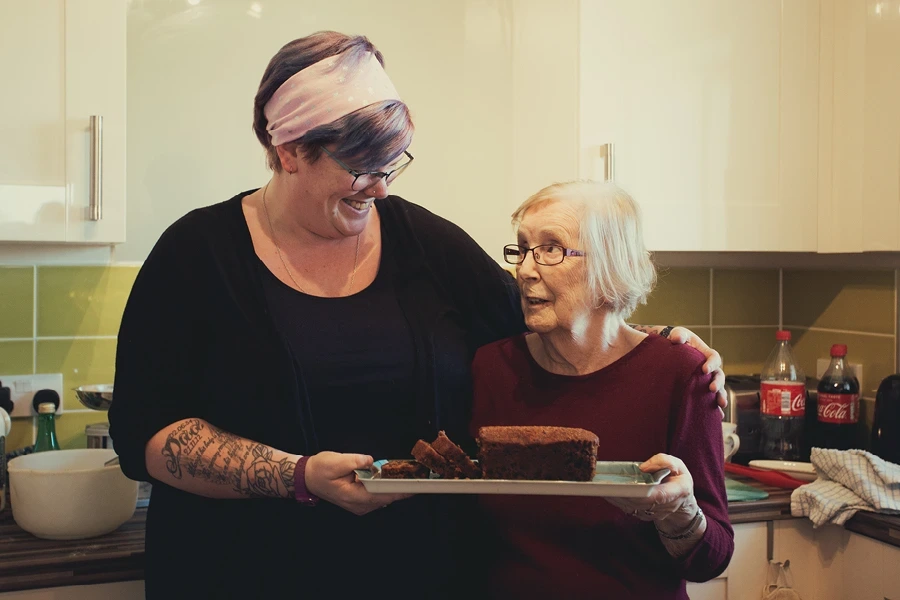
[431,431,481,479]
[476,426,599,481]
[379,460,431,479]
[411,439,461,479]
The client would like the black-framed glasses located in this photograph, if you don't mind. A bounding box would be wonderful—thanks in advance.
[503,244,585,266]
[321,146,414,191]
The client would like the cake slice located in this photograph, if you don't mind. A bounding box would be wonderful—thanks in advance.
[411,439,461,479]
[431,431,481,479]
[477,425,599,481]
[379,460,431,479]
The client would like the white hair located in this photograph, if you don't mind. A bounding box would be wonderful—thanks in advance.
[511,180,657,317]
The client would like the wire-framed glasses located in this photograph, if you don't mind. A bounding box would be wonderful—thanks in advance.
[321,146,414,191]
[503,244,585,266]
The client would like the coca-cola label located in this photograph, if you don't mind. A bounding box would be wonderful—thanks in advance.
[817,392,860,424]
[761,381,806,417]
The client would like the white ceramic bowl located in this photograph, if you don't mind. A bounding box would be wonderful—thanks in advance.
[8,449,138,540]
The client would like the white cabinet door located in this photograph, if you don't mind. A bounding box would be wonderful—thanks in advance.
[0,0,125,244]
[820,0,900,252]
[579,0,819,252]
[0,0,67,241]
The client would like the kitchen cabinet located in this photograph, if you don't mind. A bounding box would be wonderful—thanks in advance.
[685,521,769,600]
[0,0,126,244]
[579,0,820,252]
[772,519,900,599]
[818,0,900,252]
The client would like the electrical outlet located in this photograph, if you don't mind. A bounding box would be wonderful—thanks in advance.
[0,374,64,417]
[815,360,863,391]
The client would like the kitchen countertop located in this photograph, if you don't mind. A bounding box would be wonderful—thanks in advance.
[0,478,898,593]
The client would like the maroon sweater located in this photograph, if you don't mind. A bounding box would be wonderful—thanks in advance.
[470,334,733,600]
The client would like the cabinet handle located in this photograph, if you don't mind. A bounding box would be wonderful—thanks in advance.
[89,115,103,221]
[602,143,615,181]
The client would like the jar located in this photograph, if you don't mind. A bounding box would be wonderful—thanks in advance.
[85,423,113,450]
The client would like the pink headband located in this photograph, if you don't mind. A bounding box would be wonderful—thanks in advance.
[264,51,401,147]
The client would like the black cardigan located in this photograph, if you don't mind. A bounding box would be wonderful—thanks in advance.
[109,191,524,598]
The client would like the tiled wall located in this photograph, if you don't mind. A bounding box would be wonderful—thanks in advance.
[3,263,896,451]
[0,266,139,450]
[631,267,897,435]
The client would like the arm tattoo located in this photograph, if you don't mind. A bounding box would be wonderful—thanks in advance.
[160,419,295,498]
[628,323,658,334]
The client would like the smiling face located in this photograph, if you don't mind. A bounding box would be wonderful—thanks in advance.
[515,201,592,335]
[279,144,405,239]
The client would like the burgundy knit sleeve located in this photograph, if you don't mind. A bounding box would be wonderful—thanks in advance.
[665,363,735,581]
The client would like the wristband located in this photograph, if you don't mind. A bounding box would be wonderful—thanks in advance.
[655,506,704,540]
[659,325,674,339]
[293,455,319,506]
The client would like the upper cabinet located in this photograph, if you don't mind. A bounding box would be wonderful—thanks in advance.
[0,0,126,244]
[579,0,821,252]
[819,0,900,252]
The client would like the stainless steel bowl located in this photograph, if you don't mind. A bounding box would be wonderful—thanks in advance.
[74,384,113,411]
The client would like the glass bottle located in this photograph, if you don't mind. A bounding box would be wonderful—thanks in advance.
[34,402,60,452]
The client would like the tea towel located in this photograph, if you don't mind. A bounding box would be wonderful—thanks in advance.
[790,448,900,526]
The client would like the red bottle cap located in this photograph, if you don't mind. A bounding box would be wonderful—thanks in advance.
[831,344,847,357]
[776,330,791,341]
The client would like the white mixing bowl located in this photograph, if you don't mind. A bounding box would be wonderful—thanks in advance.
[8,449,138,540]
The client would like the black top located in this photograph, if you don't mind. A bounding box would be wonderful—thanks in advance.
[257,232,418,458]
[108,191,524,599]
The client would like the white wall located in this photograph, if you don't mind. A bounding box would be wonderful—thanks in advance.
[119,0,533,263]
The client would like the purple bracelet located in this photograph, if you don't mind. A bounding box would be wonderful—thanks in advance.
[293,455,319,506]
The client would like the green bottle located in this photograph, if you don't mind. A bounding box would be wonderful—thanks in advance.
[34,402,60,452]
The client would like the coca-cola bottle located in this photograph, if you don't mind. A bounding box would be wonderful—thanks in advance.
[816,344,861,451]
[760,330,806,461]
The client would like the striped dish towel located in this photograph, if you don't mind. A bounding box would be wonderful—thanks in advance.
[790,448,900,527]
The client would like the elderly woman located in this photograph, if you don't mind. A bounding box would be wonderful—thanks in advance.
[110,32,726,599]
[470,181,733,599]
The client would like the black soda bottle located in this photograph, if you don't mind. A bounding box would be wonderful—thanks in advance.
[816,344,861,451]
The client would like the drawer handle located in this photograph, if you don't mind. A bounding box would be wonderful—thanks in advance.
[89,115,103,221]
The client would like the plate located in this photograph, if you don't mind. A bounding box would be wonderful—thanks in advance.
[748,460,817,482]
[355,460,670,498]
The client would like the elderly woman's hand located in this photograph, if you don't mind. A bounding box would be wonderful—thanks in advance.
[668,326,727,415]
[304,451,411,516]
[605,454,699,529]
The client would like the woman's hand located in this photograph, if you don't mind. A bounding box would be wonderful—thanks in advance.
[667,326,727,415]
[304,451,411,516]
[605,453,697,529]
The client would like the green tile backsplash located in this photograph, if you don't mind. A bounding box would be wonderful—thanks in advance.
[713,269,779,326]
[0,341,33,374]
[783,270,895,334]
[38,266,139,337]
[37,338,118,411]
[710,327,779,375]
[786,328,894,397]
[1,261,898,452]
[0,267,33,338]
[1,266,136,451]
[631,268,710,326]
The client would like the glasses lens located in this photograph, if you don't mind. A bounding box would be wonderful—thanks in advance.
[352,174,378,191]
[503,245,523,264]
[385,162,410,185]
[535,245,564,265]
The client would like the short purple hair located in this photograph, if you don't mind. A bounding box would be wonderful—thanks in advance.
[253,31,414,172]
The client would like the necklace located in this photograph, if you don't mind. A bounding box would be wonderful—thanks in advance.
[261,183,361,294]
